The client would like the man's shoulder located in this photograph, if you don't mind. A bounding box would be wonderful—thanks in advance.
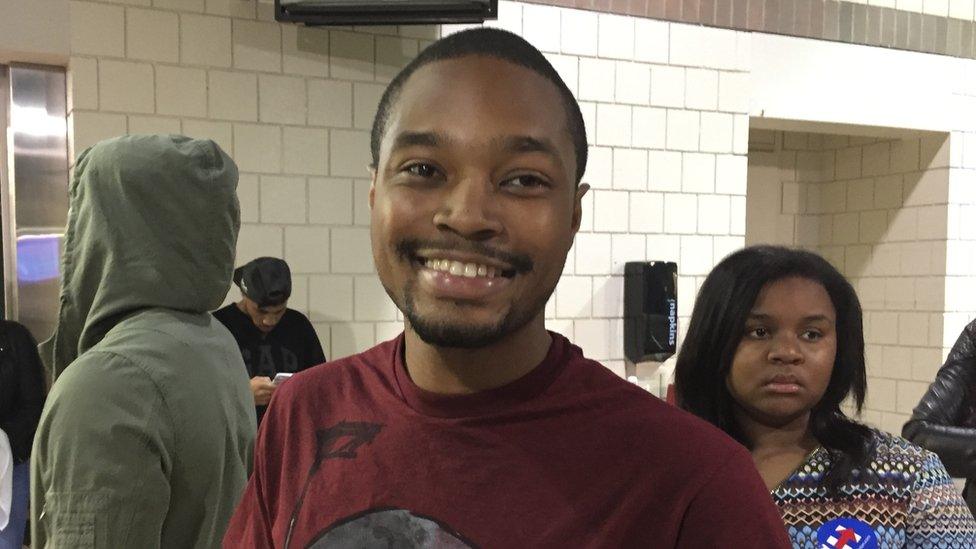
[280,308,317,332]
[561,344,747,466]
[277,338,399,396]
[212,303,236,317]
[212,303,242,326]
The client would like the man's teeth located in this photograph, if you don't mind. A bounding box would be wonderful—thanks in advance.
[425,258,499,278]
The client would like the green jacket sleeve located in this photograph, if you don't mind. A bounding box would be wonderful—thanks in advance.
[31,351,175,548]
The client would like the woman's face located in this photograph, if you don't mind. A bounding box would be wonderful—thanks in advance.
[726,276,838,429]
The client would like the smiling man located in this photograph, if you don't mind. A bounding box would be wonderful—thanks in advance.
[224,28,791,548]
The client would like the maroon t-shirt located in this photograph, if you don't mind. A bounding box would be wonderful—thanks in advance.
[224,332,790,548]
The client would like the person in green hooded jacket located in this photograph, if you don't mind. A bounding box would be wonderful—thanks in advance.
[30,135,256,548]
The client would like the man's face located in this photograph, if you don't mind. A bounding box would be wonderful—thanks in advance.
[370,55,587,348]
[241,296,287,333]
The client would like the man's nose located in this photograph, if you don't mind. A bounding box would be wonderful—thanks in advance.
[432,176,503,240]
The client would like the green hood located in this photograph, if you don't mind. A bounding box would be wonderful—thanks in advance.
[40,134,240,378]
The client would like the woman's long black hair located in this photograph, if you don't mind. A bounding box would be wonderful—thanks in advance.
[674,245,873,492]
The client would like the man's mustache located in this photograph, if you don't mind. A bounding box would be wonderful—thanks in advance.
[395,238,534,274]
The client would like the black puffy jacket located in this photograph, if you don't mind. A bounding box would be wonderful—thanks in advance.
[0,320,46,463]
[903,318,976,514]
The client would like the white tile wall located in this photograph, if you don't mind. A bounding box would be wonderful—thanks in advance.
[615,62,650,105]
[663,193,698,234]
[330,227,373,273]
[634,19,668,64]
[65,0,756,383]
[560,9,597,57]
[99,60,155,113]
[233,124,281,173]
[595,104,632,146]
[681,153,715,193]
[127,8,179,63]
[285,225,330,273]
[209,71,258,121]
[182,13,232,67]
[631,107,666,149]
[260,175,306,223]
[156,66,207,117]
[748,129,960,434]
[666,109,699,151]
[598,14,635,60]
[309,275,353,322]
[650,65,685,108]
[233,19,281,72]
[259,74,307,125]
[648,150,683,192]
[282,127,328,175]
[128,115,181,135]
[283,26,330,77]
[612,149,647,190]
[521,4,559,52]
[684,69,718,111]
[71,2,125,57]
[575,232,613,273]
[579,58,615,102]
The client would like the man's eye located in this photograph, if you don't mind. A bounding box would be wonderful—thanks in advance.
[404,163,439,178]
[502,174,548,189]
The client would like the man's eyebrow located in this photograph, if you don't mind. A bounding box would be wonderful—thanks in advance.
[390,131,445,151]
[496,135,561,158]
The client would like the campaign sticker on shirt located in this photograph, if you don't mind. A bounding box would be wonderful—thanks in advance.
[816,517,878,549]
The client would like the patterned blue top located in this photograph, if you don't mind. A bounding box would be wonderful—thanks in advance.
[772,431,976,548]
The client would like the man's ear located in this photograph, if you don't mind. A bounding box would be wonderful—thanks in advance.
[571,183,590,233]
[368,167,377,210]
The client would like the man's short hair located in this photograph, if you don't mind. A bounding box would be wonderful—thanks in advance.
[370,27,588,184]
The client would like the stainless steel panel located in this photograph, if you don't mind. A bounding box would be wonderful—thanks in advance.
[0,66,8,317]
[4,65,69,341]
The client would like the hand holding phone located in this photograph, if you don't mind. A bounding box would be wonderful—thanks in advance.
[272,372,294,385]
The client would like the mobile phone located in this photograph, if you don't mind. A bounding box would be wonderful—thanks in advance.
[272,372,294,385]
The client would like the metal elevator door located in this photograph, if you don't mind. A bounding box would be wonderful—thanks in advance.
[0,64,69,342]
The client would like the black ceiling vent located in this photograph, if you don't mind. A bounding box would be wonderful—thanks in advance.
[276,0,498,26]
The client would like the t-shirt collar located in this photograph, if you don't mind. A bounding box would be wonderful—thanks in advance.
[392,331,568,419]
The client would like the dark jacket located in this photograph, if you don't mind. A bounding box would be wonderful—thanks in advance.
[0,320,45,463]
[903,318,976,514]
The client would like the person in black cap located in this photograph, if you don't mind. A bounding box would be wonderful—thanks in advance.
[213,257,326,423]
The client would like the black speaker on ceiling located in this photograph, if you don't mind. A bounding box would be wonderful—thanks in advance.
[624,261,677,364]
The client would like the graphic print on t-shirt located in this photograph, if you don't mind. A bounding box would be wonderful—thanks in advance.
[293,421,476,549]
[307,508,476,548]
[242,345,299,377]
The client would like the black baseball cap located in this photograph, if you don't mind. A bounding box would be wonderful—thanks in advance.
[233,257,292,307]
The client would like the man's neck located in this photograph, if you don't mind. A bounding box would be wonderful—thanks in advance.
[402,316,552,395]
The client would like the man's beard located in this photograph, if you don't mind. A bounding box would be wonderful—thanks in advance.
[383,237,561,348]
[399,280,548,349]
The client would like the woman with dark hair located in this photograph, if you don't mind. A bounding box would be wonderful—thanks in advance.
[0,320,46,548]
[675,245,976,548]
